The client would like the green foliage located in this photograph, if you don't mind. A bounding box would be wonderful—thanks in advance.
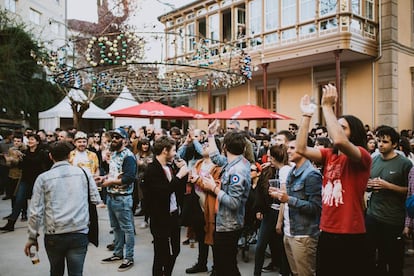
[0,8,60,128]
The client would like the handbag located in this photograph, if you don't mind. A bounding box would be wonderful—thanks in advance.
[181,184,204,227]
[81,168,99,247]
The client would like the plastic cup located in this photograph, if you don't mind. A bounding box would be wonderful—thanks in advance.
[269,179,280,189]
[30,250,40,265]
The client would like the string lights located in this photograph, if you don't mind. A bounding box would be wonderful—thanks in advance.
[35,30,252,100]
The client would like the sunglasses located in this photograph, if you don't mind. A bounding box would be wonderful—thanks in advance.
[111,135,122,140]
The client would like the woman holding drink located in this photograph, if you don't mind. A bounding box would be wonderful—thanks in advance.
[253,145,292,275]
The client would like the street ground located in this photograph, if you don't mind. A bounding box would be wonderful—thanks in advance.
[1,197,414,275]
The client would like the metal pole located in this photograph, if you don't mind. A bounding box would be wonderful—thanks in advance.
[334,50,342,116]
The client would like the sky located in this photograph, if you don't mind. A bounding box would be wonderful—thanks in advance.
[68,0,192,24]
[67,0,193,61]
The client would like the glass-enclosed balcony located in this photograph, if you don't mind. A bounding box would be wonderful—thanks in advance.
[160,0,379,72]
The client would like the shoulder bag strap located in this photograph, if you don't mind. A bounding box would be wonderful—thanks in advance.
[80,168,91,204]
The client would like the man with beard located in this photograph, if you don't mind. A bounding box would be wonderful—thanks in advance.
[69,131,100,176]
[96,128,137,272]
[143,135,189,276]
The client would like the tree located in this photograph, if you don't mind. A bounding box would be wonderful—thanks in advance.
[0,9,61,128]
[60,0,137,129]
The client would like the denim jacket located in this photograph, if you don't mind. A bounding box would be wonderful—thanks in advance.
[107,148,137,195]
[285,160,322,237]
[28,161,101,241]
[214,154,251,232]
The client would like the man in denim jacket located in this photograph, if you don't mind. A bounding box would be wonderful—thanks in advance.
[97,128,137,272]
[24,141,101,276]
[270,139,322,276]
[204,122,251,276]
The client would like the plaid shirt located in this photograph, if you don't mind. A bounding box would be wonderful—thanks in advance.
[405,167,414,228]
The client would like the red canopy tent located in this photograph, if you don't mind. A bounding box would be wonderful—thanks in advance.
[109,100,194,123]
[175,105,208,119]
[204,104,292,120]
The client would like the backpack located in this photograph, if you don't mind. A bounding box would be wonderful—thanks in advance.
[407,195,414,218]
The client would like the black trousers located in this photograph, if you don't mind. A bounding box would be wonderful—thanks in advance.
[193,220,209,267]
[213,229,242,276]
[316,231,368,276]
[366,214,405,276]
[151,213,181,276]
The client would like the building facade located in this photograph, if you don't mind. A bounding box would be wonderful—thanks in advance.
[158,0,414,132]
[1,0,68,50]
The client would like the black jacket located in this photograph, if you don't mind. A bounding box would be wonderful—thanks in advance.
[142,158,187,235]
[253,166,278,214]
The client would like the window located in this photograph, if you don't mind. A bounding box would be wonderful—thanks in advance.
[320,0,337,16]
[30,9,41,25]
[300,0,315,22]
[166,34,174,59]
[208,4,219,12]
[265,33,278,44]
[256,87,277,130]
[249,0,262,37]
[365,0,374,20]
[187,23,195,52]
[5,0,16,12]
[213,94,226,114]
[352,0,361,15]
[209,13,219,44]
[350,0,361,31]
[177,27,184,56]
[265,0,279,31]
[197,9,206,16]
[282,0,296,27]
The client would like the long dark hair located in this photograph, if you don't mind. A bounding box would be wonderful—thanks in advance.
[137,138,152,157]
[333,115,367,154]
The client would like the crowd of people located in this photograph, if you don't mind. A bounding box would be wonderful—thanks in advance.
[1,84,414,275]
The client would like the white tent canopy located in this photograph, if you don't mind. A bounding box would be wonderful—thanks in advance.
[105,87,160,129]
[38,89,111,131]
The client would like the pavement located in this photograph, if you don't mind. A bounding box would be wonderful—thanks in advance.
[1,196,414,276]
[0,197,256,276]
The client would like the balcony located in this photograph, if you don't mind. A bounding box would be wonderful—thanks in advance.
[163,7,379,76]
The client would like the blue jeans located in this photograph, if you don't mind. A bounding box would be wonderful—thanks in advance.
[10,181,28,221]
[254,208,280,275]
[107,195,135,261]
[44,233,88,276]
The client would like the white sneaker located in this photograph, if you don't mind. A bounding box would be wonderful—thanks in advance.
[139,222,148,229]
